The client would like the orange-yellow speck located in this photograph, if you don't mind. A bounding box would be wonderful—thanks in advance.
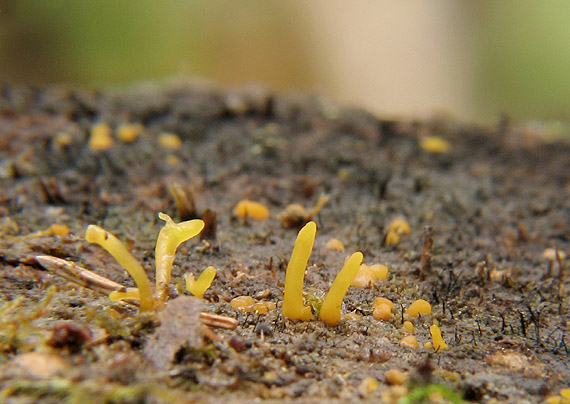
[403,320,415,333]
[234,200,269,221]
[419,136,451,153]
[89,123,113,151]
[117,123,143,143]
[400,335,418,349]
[352,264,389,287]
[373,304,393,321]
[326,238,345,252]
[49,224,69,236]
[230,296,255,312]
[159,133,182,149]
[405,299,432,317]
[384,369,408,385]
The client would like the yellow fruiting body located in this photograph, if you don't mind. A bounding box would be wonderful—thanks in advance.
[89,123,114,151]
[49,224,69,236]
[352,264,389,287]
[430,324,448,351]
[325,238,345,252]
[373,304,393,321]
[400,335,418,349]
[155,212,205,301]
[319,251,364,326]
[54,132,73,147]
[384,369,408,385]
[403,320,415,333]
[230,295,255,312]
[253,301,276,314]
[282,221,316,321]
[117,123,143,143]
[419,135,451,153]
[109,287,140,302]
[386,217,411,245]
[85,225,154,311]
[405,299,432,317]
[373,297,394,310]
[158,133,182,149]
[358,377,379,396]
[185,266,217,298]
[561,388,570,400]
[234,200,269,220]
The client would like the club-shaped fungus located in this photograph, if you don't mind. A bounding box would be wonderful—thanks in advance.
[88,122,114,151]
[155,212,205,300]
[319,251,364,326]
[429,324,448,351]
[234,199,269,221]
[282,221,316,321]
[352,263,389,287]
[185,266,217,298]
[85,225,155,311]
[372,297,394,321]
[405,299,432,317]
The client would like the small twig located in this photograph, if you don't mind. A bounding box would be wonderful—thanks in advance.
[199,312,238,330]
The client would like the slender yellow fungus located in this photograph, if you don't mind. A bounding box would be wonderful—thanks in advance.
[352,264,389,287]
[230,295,255,312]
[185,266,217,298]
[282,221,317,321]
[430,324,448,350]
[234,199,269,220]
[89,123,114,151]
[158,133,182,149]
[325,238,345,252]
[400,335,418,349]
[319,251,364,326]
[419,135,451,153]
[155,212,205,301]
[85,225,154,311]
[405,299,432,317]
[117,123,143,143]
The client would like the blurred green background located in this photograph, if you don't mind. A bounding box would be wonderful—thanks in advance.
[1,0,570,122]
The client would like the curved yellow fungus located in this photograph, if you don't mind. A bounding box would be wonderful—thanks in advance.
[185,266,216,298]
[89,122,114,151]
[85,225,154,311]
[155,212,205,301]
[117,123,143,143]
[282,221,316,321]
[234,199,269,220]
[430,324,448,351]
[405,299,432,317]
[419,135,451,153]
[158,133,182,149]
[400,335,418,349]
[325,238,345,252]
[352,264,389,287]
[319,251,363,326]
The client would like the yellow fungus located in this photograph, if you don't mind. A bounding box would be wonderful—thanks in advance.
[561,388,570,399]
[405,299,432,317]
[419,135,451,153]
[278,194,328,228]
[325,238,345,252]
[358,376,379,396]
[155,212,205,301]
[373,304,393,321]
[430,324,448,351]
[384,369,408,385]
[85,225,155,312]
[345,311,362,321]
[373,297,394,309]
[234,199,269,220]
[230,295,255,312]
[117,123,143,143]
[282,221,316,321]
[319,251,364,326]
[158,133,182,149]
[400,335,418,349]
[185,266,216,298]
[542,248,567,261]
[403,320,415,333]
[54,132,73,147]
[166,155,181,166]
[352,264,389,287]
[386,217,411,245]
[253,301,276,314]
[424,342,433,349]
[109,287,140,302]
[49,224,69,236]
[89,122,114,151]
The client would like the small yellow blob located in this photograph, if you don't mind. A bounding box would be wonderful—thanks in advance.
[425,342,433,350]
[430,324,448,351]
[49,224,69,236]
[325,238,345,252]
[400,335,418,349]
[386,217,411,245]
[352,264,389,287]
[158,133,182,149]
[373,297,394,309]
[54,132,73,147]
[405,299,432,317]
[89,123,114,151]
[117,123,144,143]
[253,301,277,314]
[542,248,567,261]
[345,311,362,321]
[358,376,379,396]
[234,199,269,220]
[561,388,570,399]
[373,304,393,321]
[166,155,181,166]
[384,369,408,385]
[230,295,255,312]
[403,320,415,334]
[319,251,364,326]
[419,135,451,153]
[185,266,216,298]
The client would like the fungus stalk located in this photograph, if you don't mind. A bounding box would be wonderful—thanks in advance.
[85,225,155,311]
[155,212,205,301]
[282,221,316,321]
[319,252,363,326]
[185,266,217,298]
